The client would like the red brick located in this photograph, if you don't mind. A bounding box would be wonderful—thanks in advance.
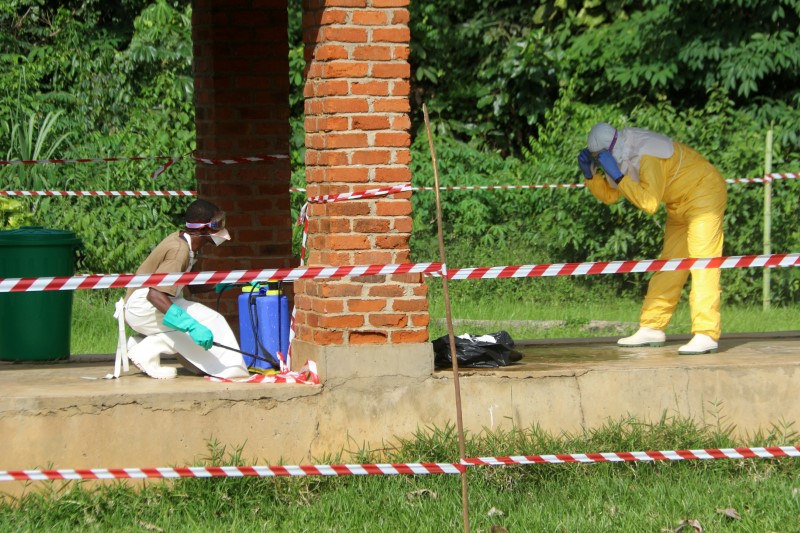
[351,81,389,96]
[369,313,408,328]
[315,44,348,60]
[375,131,411,147]
[390,115,411,130]
[322,26,368,42]
[348,299,387,312]
[353,218,391,233]
[319,282,363,297]
[323,0,367,6]
[372,27,410,42]
[392,45,410,60]
[390,9,410,24]
[317,151,349,165]
[352,149,392,165]
[372,63,410,79]
[392,298,428,312]
[410,313,431,327]
[353,45,392,61]
[392,216,412,232]
[309,298,344,314]
[319,9,348,25]
[353,250,394,264]
[372,0,409,6]
[349,331,388,344]
[375,166,411,182]
[326,202,371,216]
[314,80,350,96]
[313,329,345,345]
[324,61,369,78]
[326,132,369,149]
[330,235,370,250]
[390,80,410,96]
[391,329,429,343]
[325,166,370,181]
[352,115,390,130]
[373,98,410,112]
[368,285,405,297]
[376,235,407,249]
[320,314,364,328]
[323,98,370,113]
[352,10,387,25]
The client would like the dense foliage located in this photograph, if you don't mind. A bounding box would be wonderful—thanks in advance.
[1,0,798,304]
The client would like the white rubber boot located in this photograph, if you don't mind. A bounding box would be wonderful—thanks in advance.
[678,334,718,355]
[127,336,178,379]
[617,327,666,347]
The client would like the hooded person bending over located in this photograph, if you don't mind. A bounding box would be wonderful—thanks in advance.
[120,199,250,379]
[577,123,727,355]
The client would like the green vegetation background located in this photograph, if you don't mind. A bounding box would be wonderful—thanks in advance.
[1,0,799,307]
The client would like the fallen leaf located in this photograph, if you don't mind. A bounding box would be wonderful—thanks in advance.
[138,522,163,532]
[406,489,438,501]
[674,518,703,532]
[716,507,741,520]
[490,525,509,533]
[487,506,504,517]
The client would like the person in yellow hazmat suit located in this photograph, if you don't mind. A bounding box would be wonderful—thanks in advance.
[577,122,727,354]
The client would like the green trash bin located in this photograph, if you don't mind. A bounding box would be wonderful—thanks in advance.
[0,226,82,361]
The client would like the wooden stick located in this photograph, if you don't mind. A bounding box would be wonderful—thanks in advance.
[422,103,470,533]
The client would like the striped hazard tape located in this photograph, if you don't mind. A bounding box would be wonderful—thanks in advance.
[463,445,800,466]
[3,172,797,198]
[2,253,798,293]
[0,262,443,293]
[2,445,797,482]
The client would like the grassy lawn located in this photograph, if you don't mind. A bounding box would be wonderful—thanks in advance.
[1,416,798,531]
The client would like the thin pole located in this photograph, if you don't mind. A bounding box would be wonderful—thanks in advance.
[763,126,773,311]
[422,103,470,533]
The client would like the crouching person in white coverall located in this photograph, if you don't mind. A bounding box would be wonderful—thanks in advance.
[577,122,727,355]
[122,199,250,379]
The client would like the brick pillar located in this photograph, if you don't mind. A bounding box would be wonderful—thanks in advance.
[192,0,293,327]
[294,0,432,378]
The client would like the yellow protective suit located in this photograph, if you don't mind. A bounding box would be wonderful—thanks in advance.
[585,141,727,340]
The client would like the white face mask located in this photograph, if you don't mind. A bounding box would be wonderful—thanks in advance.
[209,228,231,246]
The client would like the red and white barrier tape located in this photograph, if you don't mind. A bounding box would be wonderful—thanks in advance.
[6,172,797,198]
[206,361,319,385]
[0,153,287,167]
[463,445,800,466]
[3,445,797,482]
[2,253,798,293]
[0,463,464,482]
[0,190,196,197]
[0,262,443,293]
[431,253,800,280]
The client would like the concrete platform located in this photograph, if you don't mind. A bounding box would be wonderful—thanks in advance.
[2,332,799,497]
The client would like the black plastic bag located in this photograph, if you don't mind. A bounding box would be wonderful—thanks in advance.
[433,331,523,369]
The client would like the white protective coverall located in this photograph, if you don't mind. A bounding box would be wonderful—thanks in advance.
[585,125,727,341]
[116,231,249,379]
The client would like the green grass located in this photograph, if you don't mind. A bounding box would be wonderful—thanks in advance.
[2,415,799,531]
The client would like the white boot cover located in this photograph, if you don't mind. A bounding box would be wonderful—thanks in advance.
[678,333,718,355]
[617,326,666,347]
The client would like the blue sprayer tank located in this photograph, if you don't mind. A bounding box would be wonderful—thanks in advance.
[237,283,290,369]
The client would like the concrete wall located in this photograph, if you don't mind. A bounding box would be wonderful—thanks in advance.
[3,339,799,497]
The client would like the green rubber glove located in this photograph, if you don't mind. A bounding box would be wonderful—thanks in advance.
[162,304,213,349]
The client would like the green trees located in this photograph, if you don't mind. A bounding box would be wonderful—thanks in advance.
[0,0,194,274]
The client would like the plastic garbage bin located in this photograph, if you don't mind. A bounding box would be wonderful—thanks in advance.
[0,226,82,361]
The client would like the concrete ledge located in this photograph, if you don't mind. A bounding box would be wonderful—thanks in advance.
[1,334,798,497]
